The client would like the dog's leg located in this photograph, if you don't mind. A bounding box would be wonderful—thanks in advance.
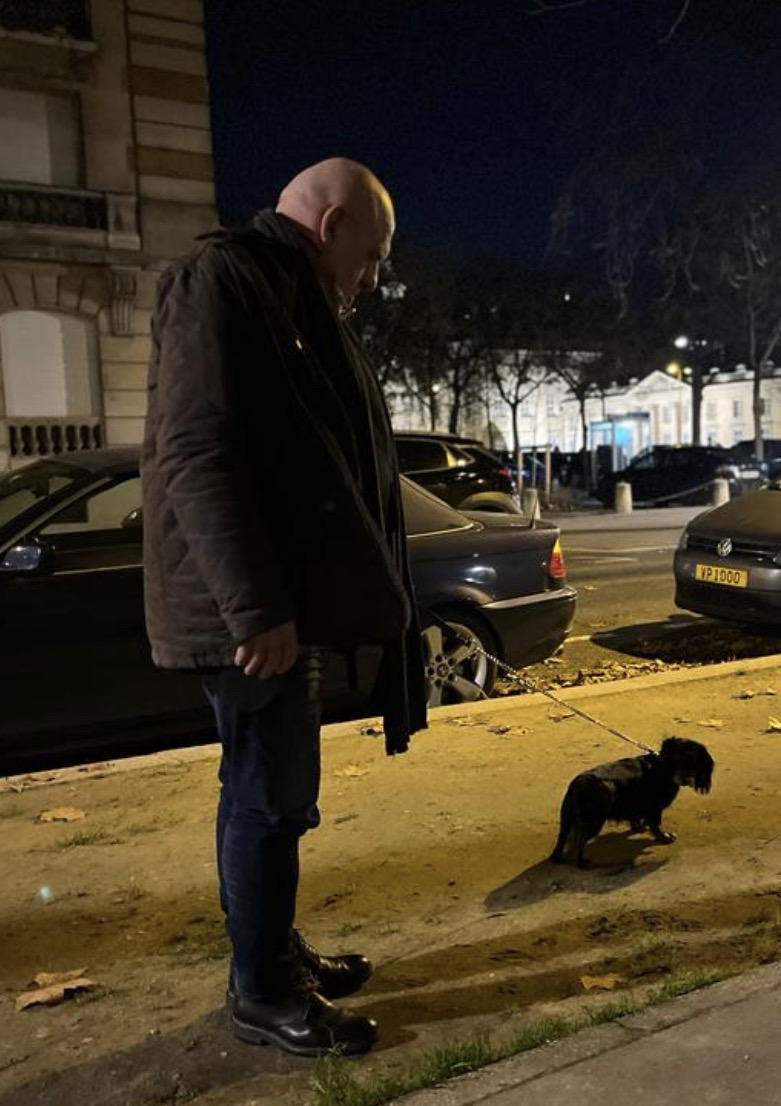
[648,813,676,844]
[572,823,591,868]
[549,820,570,864]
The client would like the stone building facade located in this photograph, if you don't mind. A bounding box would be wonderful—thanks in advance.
[0,0,216,470]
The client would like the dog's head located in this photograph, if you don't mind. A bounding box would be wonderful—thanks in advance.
[659,737,714,793]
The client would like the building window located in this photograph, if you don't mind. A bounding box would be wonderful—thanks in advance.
[0,310,99,417]
[0,89,82,188]
[732,399,743,419]
[759,398,768,416]
[706,402,717,420]
[733,429,743,443]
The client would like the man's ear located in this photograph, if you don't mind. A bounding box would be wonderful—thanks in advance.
[319,205,345,244]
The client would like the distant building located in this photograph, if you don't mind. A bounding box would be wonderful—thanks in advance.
[0,0,216,470]
[389,360,781,465]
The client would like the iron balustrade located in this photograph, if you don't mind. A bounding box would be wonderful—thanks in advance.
[0,186,107,230]
[8,419,103,459]
[0,0,91,39]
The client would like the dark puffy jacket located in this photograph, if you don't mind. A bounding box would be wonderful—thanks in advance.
[142,216,426,753]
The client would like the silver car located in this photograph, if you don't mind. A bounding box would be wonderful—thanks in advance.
[674,480,781,624]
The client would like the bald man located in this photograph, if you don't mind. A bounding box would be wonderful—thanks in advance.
[142,160,427,1057]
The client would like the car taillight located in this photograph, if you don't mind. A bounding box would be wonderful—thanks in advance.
[497,466,511,478]
[548,538,566,579]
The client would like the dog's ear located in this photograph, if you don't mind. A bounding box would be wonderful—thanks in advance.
[659,736,682,758]
[694,750,715,793]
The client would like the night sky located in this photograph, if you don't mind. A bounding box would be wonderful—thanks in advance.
[203,1,781,272]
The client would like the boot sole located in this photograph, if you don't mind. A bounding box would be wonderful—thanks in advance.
[231,1013,376,1056]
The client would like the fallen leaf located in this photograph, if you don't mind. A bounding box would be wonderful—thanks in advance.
[549,710,575,723]
[736,690,756,700]
[37,808,85,824]
[766,717,781,733]
[15,977,94,1012]
[674,716,692,724]
[583,585,597,591]
[696,718,723,729]
[579,973,623,992]
[33,968,88,988]
[333,765,369,779]
[487,725,511,734]
[763,688,778,697]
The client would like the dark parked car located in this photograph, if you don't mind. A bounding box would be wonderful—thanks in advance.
[729,439,781,480]
[394,431,521,513]
[674,479,781,624]
[0,450,576,775]
[596,445,761,508]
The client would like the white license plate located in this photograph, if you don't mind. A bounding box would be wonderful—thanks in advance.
[694,563,748,588]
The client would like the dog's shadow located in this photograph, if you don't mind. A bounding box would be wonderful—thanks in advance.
[485,832,669,913]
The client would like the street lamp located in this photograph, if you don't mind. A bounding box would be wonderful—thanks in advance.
[673,335,706,445]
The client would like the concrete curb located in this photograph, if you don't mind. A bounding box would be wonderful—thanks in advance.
[5,654,780,794]
[392,962,781,1106]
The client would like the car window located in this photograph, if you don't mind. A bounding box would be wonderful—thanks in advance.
[401,477,472,535]
[35,476,143,571]
[629,453,656,471]
[40,476,142,535]
[0,461,83,526]
[395,439,448,471]
[448,444,476,466]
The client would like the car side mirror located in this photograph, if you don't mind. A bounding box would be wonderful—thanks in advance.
[0,538,54,576]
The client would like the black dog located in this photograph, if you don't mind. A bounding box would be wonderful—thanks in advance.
[549,737,714,868]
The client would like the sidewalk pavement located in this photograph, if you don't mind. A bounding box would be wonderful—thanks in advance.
[396,962,781,1106]
[541,504,708,533]
[3,654,781,1106]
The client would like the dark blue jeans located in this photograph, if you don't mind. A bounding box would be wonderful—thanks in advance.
[203,651,322,999]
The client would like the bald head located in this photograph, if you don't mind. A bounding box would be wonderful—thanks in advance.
[276,158,395,314]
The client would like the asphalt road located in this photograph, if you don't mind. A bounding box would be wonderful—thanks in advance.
[515,523,781,685]
[554,525,686,673]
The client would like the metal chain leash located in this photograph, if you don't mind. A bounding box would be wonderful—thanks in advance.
[428,611,656,756]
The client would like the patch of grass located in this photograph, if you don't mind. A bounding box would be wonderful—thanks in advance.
[56,827,122,849]
[335,921,365,939]
[310,970,729,1106]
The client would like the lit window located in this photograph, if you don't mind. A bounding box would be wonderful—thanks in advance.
[0,88,81,188]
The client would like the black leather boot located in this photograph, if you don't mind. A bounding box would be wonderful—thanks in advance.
[232,989,378,1056]
[227,930,373,1003]
[292,930,373,999]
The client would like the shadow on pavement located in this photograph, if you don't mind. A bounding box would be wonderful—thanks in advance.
[592,616,781,665]
[485,837,667,914]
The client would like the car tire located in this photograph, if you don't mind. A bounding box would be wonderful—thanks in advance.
[421,607,499,707]
[457,491,522,514]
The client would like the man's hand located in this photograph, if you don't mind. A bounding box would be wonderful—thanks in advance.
[234,621,298,679]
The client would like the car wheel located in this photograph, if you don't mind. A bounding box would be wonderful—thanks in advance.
[421,609,499,707]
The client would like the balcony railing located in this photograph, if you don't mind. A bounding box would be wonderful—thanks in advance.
[0,185,107,231]
[0,0,91,39]
[8,419,103,460]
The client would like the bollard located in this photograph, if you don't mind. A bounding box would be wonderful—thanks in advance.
[711,477,730,506]
[614,481,633,514]
[522,487,541,519]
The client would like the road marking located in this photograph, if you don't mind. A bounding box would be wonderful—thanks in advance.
[567,545,676,554]
[565,617,703,646]
[585,556,639,564]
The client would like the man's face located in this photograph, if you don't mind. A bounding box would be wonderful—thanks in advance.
[320,200,394,314]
